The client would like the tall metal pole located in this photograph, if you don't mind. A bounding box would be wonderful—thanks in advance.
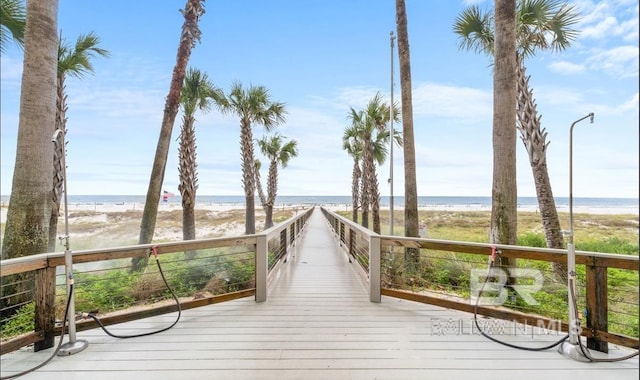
[389,31,395,236]
[558,112,593,362]
[52,129,89,356]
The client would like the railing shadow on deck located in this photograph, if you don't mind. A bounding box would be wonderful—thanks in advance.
[320,207,639,352]
[0,207,314,355]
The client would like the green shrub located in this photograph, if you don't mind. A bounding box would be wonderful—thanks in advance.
[577,237,638,255]
[1,302,35,337]
[518,232,547,248]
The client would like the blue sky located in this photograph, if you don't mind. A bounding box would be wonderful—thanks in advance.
[1,0,638,198]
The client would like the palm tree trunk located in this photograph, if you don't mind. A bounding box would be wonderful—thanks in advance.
[264,161,278,229]
[491,0,518,279]
[395,0,419,267]
[371,175,381,234]
[515,59,566,277]
[265,206,274,229]
[255,163,268,215]
[351,159,360,223]
[135,0,204,270]
[360,144,372,229]
[178,114,197,257]
[1,0,58,351]
[49,75,67,252]
[241,118,257,234]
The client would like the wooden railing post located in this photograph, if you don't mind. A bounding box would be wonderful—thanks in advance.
[348,228,355,263]
[586,257,608,352]
[34,267,56,351]
[255,234,268,302]
[369,236,381,303]
[280,229,288,262]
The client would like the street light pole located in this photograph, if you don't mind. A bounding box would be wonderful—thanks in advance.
[52,128,89,356]
[558,112,594,362]
[389,30,395,236]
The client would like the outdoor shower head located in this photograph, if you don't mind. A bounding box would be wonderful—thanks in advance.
[51,129,62,143]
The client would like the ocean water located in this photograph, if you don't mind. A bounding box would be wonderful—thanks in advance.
[2,194,638,212]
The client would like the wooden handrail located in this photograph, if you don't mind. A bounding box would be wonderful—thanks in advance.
[0,207,314,355]
[320,207,639,352]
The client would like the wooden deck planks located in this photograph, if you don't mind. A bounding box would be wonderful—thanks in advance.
[1,208,638,380]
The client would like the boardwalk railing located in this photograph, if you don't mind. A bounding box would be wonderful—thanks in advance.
[321,207,639,352]
[0,207,313,355]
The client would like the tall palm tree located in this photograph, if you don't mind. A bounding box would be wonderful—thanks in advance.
[347,108,370,228]
[135,0,204,271]
[0,0,25,54]
[395,0,419,266]
[346,95,401,233]
[490,0,518,269]
[178,67,223,247]
[256,133,298,229]
[342,123,363,223]
[454,0,580,275]
[362,93,399,234]
[49,32,109,252]
[218,82,286,235]
[1,0,58,351]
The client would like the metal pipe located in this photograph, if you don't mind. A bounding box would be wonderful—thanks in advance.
[559,112,594,361]
[568,112,594,248]
[389,31,395,236]
[52,129,89,356]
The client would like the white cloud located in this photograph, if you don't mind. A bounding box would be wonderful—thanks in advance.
[412,82,492,122]
[576,0,640,40]
[581,16,619,39]
[619,92,640,112]
[462,0,488,6]
[586,45,639,78]
[548,61,586,75]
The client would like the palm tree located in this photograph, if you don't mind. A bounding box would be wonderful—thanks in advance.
[346,108,370,228]
[50,32,109,252]
[346,95,401,233]
[362,93,399,234]
[374,125,403,231]
[395,0,419,266]
[454,0,580,275]
[254,159,268,215]
[256,134,298,229]
[490,0,518,272]
[342,123,363,223]
[0,0,25,54]
[178,67,223,247]
[136,0,205,271]
[1,0,58,350]
[218,82,286,234]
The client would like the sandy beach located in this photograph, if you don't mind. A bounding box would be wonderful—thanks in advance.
[1,200,638,230]
[0,199,637,253]
[2,199,637,220]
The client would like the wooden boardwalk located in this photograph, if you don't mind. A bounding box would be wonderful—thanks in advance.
[1,208,638,379]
